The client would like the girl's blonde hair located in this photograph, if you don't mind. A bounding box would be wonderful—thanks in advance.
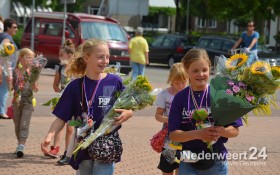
[16,48,35,68]
[167,62,188,85]
[181,48,211,70]
[66,38,107,78]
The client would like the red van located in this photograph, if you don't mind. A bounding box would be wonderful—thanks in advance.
[21,12,131,74]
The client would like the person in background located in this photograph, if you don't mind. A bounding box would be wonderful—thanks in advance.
[0,18,18,119]
[41,38,133,175]
[231,20,259,65]
[12,48,38,158]
[129,27,149,80]
[45,39,75,166]
[168,48,242,175]
[155,63,188,175]
[0,16,4,33]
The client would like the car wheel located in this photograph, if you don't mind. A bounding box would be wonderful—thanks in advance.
[168,57,175,68]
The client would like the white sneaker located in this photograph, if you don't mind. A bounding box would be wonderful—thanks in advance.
[16,144,25,158]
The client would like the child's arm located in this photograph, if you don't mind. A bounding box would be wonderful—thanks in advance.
[53,71,61,92]
[41,117,65,154]
[155,107,168,123]
[216,126,240,138]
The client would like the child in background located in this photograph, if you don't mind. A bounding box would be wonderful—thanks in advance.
[41,38,133,174]
[168,48,242,175]
[155,63,188,175]
[45,39,75,166]
[12,48,38,158]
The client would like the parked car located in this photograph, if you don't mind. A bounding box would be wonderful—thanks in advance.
[149,34,199,67]
[196,35,280,67]
[21,12,131,74]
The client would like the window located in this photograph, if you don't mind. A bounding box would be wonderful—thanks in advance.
[222,41,234,51]
[42,22,63,36]
[162,36,175,47]
[197,18,217,28]
[197,39,210,48]
[151,35,165,47]
[88,6,99,15]
[209,39,222,50]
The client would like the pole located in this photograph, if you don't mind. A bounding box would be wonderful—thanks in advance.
[31,0,35,50]
[62,0,67,46]
[186,0,190,34]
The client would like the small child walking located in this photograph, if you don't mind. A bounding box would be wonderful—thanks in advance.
[45,39,75,166]
[155,63,188,175]
[12,48,38,158]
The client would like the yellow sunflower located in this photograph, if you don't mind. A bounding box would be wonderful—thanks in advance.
[226,53,248,70]
[250,61,271,75]
[271,66,280,78]
[4,43,15,55]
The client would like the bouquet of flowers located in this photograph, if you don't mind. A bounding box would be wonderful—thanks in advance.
[72,76,160,156]
[24,55,48,85]
[211,53,280,126]
[0,43,16,91]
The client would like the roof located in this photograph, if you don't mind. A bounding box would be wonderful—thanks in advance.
[149,0,176,8]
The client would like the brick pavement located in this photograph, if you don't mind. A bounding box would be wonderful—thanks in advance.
[0,113,280,175]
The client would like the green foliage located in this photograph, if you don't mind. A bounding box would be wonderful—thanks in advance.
[12,26,24,49]
[148,7,176,16]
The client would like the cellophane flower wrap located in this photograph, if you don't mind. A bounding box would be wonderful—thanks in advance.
[73,75,160,156]
[0,43,16,91]
[211,53,280,126]
[24,55,48,85]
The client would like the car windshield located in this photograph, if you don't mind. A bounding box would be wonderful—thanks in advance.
[81,22,127,42]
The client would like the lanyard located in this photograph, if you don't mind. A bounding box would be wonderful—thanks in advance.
[82,75,102,119]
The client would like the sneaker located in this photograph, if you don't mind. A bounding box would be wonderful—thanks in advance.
[57,156,70,165]
[16,144,24,158]
[45,146,59,158]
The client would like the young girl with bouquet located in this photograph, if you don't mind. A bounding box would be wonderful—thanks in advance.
[41,38,133,175]
[168,48,243,175]
[155,63,188,175]
[12,48,38,158]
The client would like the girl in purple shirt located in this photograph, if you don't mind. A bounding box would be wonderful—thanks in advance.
[168,48,243,175]
[41,38,133,175]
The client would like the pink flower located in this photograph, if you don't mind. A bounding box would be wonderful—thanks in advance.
[226,89,233,95]
[232,85,240,93]
[246,95,255,102]
[228,80,235,86]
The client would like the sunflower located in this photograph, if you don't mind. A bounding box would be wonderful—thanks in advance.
[271,66,280,79]
[3,43,15,55]
[250,61,271,75]
[225,53,248,70]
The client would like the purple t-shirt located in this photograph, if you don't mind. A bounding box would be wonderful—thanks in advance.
[168,86,243,154]
[53,73,124,169]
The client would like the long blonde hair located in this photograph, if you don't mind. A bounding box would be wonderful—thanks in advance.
[66,38,107,78]
[167,62,188,85]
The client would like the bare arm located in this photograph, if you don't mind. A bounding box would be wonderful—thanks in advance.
[217,126,239,138]
[248,38,258,50]
[145,52,149,65]
[1,38,11,44]
[155,107,168,123]
[53,72,61,92]
[231,38,243,50]
[113,109,133,125]
[41,117,65,154]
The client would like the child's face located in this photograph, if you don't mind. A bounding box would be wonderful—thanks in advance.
[20,52,34,68]
[85,43,110,74]
[59,50,72,65]
[172,79,188,92]
[186,59,210,91]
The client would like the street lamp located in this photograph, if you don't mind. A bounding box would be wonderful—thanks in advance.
[186,0,190,34]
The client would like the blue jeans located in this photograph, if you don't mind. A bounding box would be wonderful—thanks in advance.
[131,61,145,81]
[178,160,228,175]
[247,50,258,66]
[79,159,115,175]
[0,70,9,115]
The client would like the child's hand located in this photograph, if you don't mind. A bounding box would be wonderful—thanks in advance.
[41,137,52,155]
[197,126,221,142]
[32,83,38,92]
[113,109,133,125]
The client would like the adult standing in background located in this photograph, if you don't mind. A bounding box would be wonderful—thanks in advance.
[231,20,259,65]
[0,18,18,119]
[129,27,149,80]
[0,16,4,33]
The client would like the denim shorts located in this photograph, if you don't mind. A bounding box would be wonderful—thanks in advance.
[178,160,228,175]
[79,159,115,175]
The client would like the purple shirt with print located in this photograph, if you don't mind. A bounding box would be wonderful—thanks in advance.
[168,86,243,155]
[53,74,124,170]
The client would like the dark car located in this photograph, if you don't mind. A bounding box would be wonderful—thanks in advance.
[196,35,237,66]
[196,35,280,67]
[149,34,199,67]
